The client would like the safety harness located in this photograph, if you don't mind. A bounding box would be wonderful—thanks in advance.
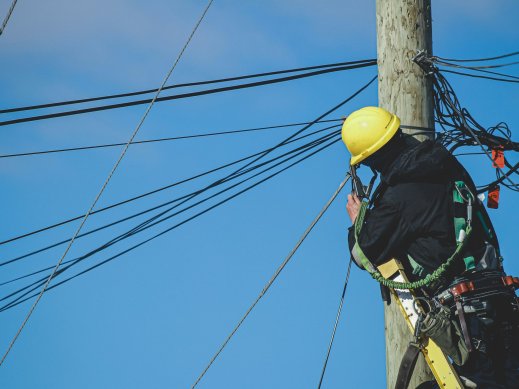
[352,179,519,389]
[352,180,476,290]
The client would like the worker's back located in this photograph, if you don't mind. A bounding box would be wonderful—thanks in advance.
[350,138,500,287]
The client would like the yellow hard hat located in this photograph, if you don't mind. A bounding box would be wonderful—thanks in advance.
[341,106,401,166]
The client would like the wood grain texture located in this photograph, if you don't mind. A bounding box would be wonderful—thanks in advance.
[376,1,435,388]
[377,0,434,141]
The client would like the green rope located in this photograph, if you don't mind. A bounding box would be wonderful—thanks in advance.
[354,201,472,290]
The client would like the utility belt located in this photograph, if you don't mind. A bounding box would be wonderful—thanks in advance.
[417,270,519,367]
[435,269,519,308]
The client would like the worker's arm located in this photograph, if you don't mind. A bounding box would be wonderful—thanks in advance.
[347,198,412,269]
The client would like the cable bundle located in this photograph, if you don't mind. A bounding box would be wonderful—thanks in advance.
[413,51,519,194]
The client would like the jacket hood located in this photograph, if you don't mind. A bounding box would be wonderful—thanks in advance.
[381,140,453,185]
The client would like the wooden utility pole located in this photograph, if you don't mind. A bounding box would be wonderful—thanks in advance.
[376,1,434,388]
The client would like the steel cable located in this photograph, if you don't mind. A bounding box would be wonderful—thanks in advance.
[0,0,214,366]
[191,174,350,388]
[0,60,375,114]
[0,119,342,159]
[0,127,340,277]
[1,74,375,249]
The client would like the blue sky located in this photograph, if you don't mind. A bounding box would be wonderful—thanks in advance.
[0,1,517,388]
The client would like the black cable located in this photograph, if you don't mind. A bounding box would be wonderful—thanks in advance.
[0,137,341,312]
[0,132,340,303]
[436,62,519,80]
[0,62,376,127]
[1,75,375,248]
[440,69,519,84]
[0,0,18,36]
[317,258,352,389]
[453,152,487,157]
[0,60,375,114]
[477,161,519,194]
[0,123,341,247]
[413,53,519,193]
[0,127,341,271]
[433,51,519,63]
[0,119,341,159]
[1,78,376,306]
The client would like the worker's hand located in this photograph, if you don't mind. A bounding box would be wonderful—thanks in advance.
[346,193,361,223]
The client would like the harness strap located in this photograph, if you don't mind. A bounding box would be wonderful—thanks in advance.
[352,180,475,291]
[394,342,422,389]
[455,298,474,353]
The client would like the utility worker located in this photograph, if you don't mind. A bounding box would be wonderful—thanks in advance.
[342,107,519,389]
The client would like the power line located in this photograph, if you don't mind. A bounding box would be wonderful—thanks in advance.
[0,62,376,127]
[1,75,376,315]
[0,133,341,289]
[414,54,519,193]
[0,119,342,159]
[0,124,340,249]
[1,74,374,249]
[0,133,340,308]
[433,51,519,63]
[434,60,519,80]
[0,127,341,271]
[1,135,343,312]
[0,0,18,36]
[0,60,375,114]
[191,174,350,388]
[0,0,214,367]
[1,74,376,309]
[440,69,519,84]
[436,60,519,70]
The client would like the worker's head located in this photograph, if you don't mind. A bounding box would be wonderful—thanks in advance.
[341,106,405,171]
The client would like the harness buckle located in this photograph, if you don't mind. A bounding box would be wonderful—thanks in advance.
[450,281,475,298]
[502,276,519,289]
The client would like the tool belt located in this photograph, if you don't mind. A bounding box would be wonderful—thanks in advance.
[421,270,519,366]
[435,270,519,307]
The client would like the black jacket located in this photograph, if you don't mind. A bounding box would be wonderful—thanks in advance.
[348,140,499,284]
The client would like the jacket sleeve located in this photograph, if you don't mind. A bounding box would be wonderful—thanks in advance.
[348,200,413,269]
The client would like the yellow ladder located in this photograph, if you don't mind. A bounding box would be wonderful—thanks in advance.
[377,259,464,388]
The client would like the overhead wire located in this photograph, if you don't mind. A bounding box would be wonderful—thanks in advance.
[190,173,350,388]
[440,61,519,70]
[0,62,376,127]
[0,60,375,114]
[1,134,344,312]
[413,52,519,193]
[439,69,519,84]
[0,0,18,36]
[0,119,342,159]
[433,59,519,72]
[0,0,214,366]
[432,51,519,63]
[0,126,341,272]
[0,131,340,307]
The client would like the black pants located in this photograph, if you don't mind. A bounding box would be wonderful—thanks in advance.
[421,294,519,389]
[455,296,519,389]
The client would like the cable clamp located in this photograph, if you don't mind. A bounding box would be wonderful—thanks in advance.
[413,50,437,76]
